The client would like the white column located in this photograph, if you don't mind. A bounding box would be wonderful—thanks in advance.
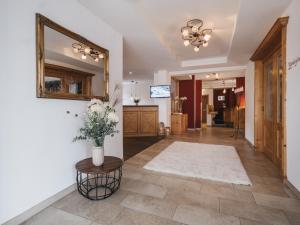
[153,70,171,126]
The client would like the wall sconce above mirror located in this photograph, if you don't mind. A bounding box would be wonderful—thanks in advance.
[36,13,109,100]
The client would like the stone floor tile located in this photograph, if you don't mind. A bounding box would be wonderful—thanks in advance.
[22,207,93,225]
[173,204,240,225]
[120,193,177,219]
[53,191,122,225]
[240,218,272,225]
[157,176,202,193]
[121,178,167,198]
[253,192,300,213]
[284,211,300,225]
[165,189,220,211]
[220,198,290,225]
[201,183,237,201]
[111,208,182,225]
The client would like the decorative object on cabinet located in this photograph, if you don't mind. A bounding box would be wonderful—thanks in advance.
[36,13,109,100]
[133,97,140,106]
[158,122,165,136]
[174,96,187,113]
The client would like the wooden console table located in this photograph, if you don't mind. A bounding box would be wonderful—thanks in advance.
[171,113,188,134]
[123,105,158,137]
[75,156,123,200]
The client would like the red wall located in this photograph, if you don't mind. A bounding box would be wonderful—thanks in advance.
[179,76,202,128]
[213,89,235,110]
[195,80,202,128]
[179,79,194,128]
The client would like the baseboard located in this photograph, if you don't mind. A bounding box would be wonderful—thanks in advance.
[245,138,255,150]
[284,179,300,199]
[3,183,76,225]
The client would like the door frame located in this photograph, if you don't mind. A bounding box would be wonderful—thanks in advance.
[202,95,209,123]
[250,17,288,177]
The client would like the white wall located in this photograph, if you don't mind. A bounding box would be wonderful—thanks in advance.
[153,70,171,126]
[245,62,255,145]
[202,88,214,105]
[0,0,123,223]
[282,0,300,191]
[244,0,300,191]
[123,80,154,105]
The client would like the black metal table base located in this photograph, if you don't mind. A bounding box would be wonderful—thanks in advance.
[76,168,122,200]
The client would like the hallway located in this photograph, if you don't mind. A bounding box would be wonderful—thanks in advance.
[23,128,300,225]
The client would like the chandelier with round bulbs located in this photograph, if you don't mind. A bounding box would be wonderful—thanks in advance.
[181,19,212,52]
[72,43,104,62]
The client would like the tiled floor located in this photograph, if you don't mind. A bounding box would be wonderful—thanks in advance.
[23,127,300,225]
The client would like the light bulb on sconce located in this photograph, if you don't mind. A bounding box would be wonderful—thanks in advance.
[204,34,211,41]
[81,54,87,60]
[183,40,190,46]
[232,87,235,91]
[99,53,104,59]
[84,47,90,54]
[73,48,79,53]
[203,42,208,47]
[194,46,200,52]
[94,57,99,62]
[223,88,226,94]
[191,26,198,33]
[182,29,189,37]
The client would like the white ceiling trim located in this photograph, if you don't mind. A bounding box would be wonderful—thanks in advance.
[169,65,246,76]
[181,56,227,67]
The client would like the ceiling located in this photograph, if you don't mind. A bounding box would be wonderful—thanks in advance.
[79,0,291,80]
[45,27,102,73]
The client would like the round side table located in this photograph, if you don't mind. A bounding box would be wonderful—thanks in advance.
[75,156,123,200]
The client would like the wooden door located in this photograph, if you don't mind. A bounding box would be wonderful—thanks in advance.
[263,57,275,160]
[275,53,283,167]
[263,49,283,166]
[202,95,208,123]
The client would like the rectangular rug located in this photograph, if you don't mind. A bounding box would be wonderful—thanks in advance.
[144,141,251,185]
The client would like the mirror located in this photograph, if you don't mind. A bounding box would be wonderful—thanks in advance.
[36,14,109,100]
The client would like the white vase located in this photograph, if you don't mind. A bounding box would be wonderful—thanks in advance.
[92,146,104,166]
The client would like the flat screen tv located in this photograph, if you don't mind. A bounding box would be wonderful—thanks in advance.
[150,85,171,98]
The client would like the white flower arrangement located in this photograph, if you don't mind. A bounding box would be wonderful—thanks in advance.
[74,85,120,147]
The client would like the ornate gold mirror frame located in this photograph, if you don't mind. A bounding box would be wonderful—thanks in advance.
[36,13,109,100]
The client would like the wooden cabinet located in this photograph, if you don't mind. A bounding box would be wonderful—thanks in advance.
[123,106,158,137]
[171,113,188,134]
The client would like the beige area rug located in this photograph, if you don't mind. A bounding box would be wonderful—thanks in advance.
[144,141,251,185]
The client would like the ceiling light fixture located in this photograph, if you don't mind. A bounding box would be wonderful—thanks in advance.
[183,40,190,46]
[181,19,212,52]
[72,42,103,62]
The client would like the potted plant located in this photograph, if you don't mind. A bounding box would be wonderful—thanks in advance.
[74,86,120,166]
